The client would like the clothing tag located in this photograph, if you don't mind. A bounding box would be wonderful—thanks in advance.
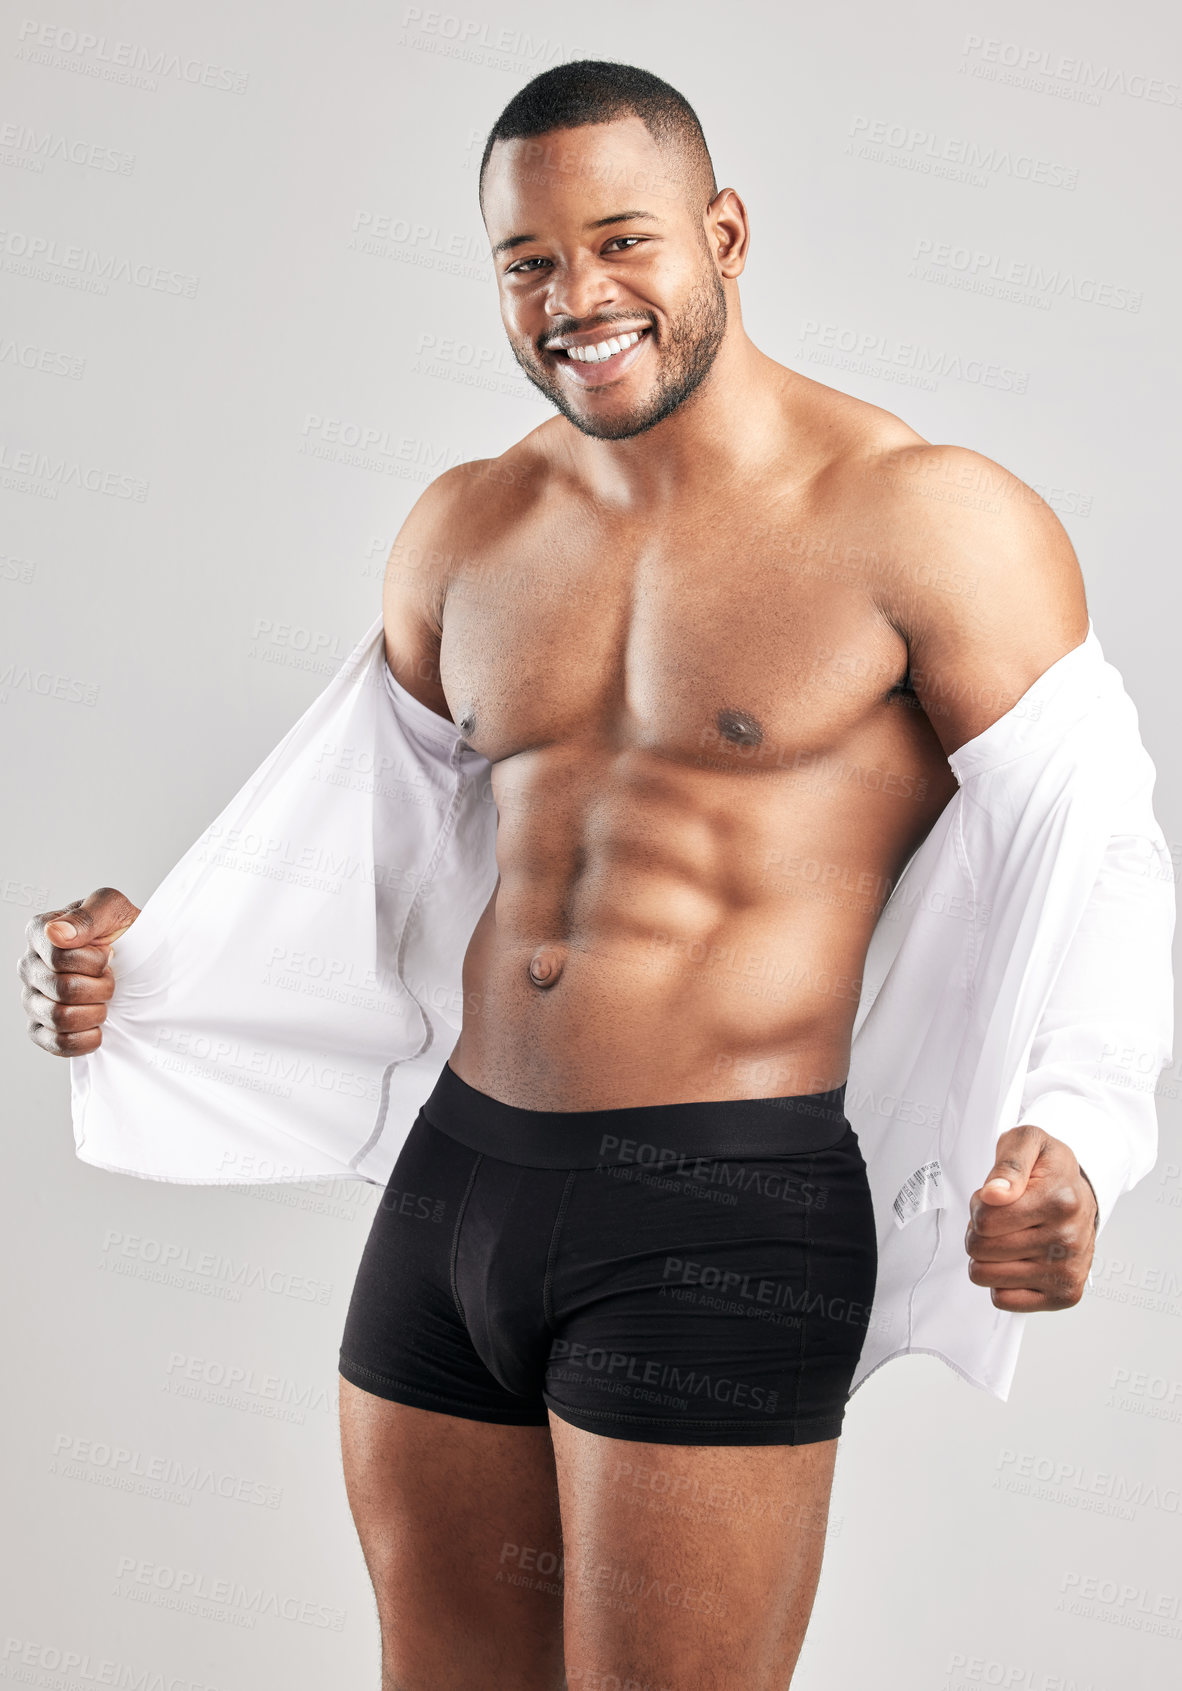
[892,1159,945,1229]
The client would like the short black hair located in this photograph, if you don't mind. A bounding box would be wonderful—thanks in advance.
[478,59,716,215]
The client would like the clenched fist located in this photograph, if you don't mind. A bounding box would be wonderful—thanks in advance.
[18,887,141,1057]
[966,1124,1100,1313]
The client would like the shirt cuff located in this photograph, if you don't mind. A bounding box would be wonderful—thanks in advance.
[1017,1092,1131,1239]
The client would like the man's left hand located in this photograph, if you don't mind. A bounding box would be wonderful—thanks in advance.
[965,1125,1099,1312]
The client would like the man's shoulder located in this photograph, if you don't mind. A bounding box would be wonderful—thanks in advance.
[382,429,553,659]
[799,375,1067,551]
[415,426,556,539]
[793,385,1089,718]
[831,428,1088,739]
[860,435,1075,567]
[868,438,1058,526]
[814,403,1085,624]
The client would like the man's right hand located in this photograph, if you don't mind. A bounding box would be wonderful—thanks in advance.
[18,887,142,1057]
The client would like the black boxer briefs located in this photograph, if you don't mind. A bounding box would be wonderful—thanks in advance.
[338,1062,878,1445]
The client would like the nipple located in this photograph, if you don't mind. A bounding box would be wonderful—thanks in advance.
[528,945,565,989]
[716,707,764,747]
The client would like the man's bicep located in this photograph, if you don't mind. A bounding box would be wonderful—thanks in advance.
[381,463,486,721]
[883,446,1090,758]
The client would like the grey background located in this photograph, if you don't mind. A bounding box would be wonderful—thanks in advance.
[3,0,1180,1685]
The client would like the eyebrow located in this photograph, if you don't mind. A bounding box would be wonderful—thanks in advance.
[491,209,662,259]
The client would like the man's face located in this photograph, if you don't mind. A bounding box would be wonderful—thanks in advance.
[482,116,728,441]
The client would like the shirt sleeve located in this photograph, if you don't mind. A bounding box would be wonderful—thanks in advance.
[1017,822,1176,1238]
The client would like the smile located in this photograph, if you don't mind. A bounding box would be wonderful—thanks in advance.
[551,326,651,387]
[563,328,645,362]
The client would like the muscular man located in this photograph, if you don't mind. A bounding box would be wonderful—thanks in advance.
[22,61,1112,1691]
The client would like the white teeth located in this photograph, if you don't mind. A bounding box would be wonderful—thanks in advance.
[565,329,644,362]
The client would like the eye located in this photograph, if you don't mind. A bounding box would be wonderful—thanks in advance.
[505,236,647,275]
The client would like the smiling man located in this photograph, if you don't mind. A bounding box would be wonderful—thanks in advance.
[334,62,1101,1691]
[20,58,1172,1691]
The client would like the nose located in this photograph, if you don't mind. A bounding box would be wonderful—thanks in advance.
[543,252,620,330]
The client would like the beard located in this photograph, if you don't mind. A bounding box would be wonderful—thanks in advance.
[508,261,729,441]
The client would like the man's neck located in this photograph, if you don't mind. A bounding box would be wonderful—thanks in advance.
[563,331,803,512]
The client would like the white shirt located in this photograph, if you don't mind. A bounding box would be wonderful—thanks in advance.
[69,613,1175,1402]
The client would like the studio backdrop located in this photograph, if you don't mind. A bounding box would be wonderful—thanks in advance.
[4,2,1179,1687]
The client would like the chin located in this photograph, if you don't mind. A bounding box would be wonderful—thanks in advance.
[580,418,656,441]
[569,400,678,442]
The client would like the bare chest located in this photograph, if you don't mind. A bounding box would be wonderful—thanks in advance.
[437,512,912,772]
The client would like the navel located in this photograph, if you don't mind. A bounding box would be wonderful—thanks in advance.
[716,707,765,747]
[528,944,565,989]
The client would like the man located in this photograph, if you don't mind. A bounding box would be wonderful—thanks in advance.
[19,61,1172,1691]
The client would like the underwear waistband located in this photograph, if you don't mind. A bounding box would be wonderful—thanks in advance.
[420,1062,852,1169]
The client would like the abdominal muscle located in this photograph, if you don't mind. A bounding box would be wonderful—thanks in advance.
[446,739,942,1111]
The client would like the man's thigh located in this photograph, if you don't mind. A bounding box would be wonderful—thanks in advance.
[340,1383,566,1691]
[550,1415,839,1691]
